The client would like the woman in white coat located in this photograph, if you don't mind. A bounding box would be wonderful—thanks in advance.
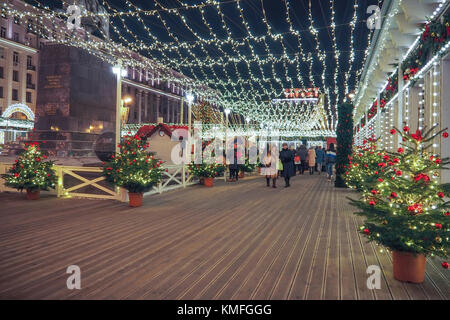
[262,150,278,188]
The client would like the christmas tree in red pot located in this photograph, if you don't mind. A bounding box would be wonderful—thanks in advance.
[349,125,449,283]
[103,134,164,207]
[1,141,56,200]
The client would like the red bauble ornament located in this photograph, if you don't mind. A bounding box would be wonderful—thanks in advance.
[442,262,449,269]
[396,170,402,176]
[397,148,404,153]
[435,223,442,229]
[437,192,444,198]
[403,126,409,132]
[363,228,370,235]
[371,189,377,195]
[369,200,376,206]
[443,132,449,138]
[391,192,397,198]
[390,129,396,135]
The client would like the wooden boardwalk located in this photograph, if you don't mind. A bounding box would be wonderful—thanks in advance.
[0,174,448,300]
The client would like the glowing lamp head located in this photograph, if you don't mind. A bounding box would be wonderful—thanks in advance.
[186,93,194,104]
[224,108,231,115]
[123,96,132,104]
[112,66,120,75]
[112,66,127,77]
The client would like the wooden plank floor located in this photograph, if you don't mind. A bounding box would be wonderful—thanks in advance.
[0,174,448,300]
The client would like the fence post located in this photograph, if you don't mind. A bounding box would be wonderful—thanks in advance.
[0,163,7,192]
[56,166,63,197]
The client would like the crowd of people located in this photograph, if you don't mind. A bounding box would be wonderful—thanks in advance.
[262,142,336,188]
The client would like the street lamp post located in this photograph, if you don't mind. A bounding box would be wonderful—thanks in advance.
[224,108,231,168]
[186,93,194,135]
[113,62,127,154]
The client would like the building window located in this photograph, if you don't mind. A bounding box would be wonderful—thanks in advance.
[0,66,3,79]
[0,27,6,38]
[0,87,3,98]
[13,52,19,65]
[12,89,18,101]
[26,91,32,103]
[13,70,19,82]
[26,73,32,84]
[27,55,32,67]
[13,32,19,42]
[0,47,4,59]
[27,19,34,33]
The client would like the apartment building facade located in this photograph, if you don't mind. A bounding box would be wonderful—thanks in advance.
[0,1,40,119]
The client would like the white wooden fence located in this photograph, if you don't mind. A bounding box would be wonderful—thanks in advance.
[0,163,226,202]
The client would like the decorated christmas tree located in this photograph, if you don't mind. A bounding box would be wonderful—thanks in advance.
[188,162,224,178]
[344,136,385,192]
[349,125,449,275]
[2,141,56,199]
[103,134,164,194]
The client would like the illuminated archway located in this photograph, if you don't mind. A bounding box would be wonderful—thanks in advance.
[1,103,35,121]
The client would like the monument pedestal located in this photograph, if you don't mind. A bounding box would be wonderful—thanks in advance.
[35,44,116,157]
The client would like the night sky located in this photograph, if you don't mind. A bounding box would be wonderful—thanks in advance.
[29,0,382,123]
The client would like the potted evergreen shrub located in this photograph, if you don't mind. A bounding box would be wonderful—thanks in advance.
[241,157,256,177]
[348,126,449,283]
[103,134,164,207]
[2,141,56,200]
[188,162,224,187]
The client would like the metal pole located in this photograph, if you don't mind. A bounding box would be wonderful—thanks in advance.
[115,67,122,154]
[188,102,192,134]
[180,97,184,124]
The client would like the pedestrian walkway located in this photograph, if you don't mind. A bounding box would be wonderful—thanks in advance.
[0,174,448,299]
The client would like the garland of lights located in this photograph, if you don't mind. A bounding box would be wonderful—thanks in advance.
[4,1,371,133]
[356,13,450,142]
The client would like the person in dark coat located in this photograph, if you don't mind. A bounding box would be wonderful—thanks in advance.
[280,143,295,187]
[228,142,239,182]
[298,144,308,174]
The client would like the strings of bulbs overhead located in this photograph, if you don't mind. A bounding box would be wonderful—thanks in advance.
[5,0,379,133]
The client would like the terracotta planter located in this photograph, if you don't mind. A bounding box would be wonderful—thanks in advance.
[26,189,40,200]
[128,192,143,207]
[239,171,245,178]
[203,177,214,187]
[392,251,426,283]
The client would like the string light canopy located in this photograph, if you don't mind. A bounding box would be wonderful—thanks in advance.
[10,0,381,133]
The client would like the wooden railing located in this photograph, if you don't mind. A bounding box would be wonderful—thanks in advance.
[55,166,123,201]
[0,163,226,201]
